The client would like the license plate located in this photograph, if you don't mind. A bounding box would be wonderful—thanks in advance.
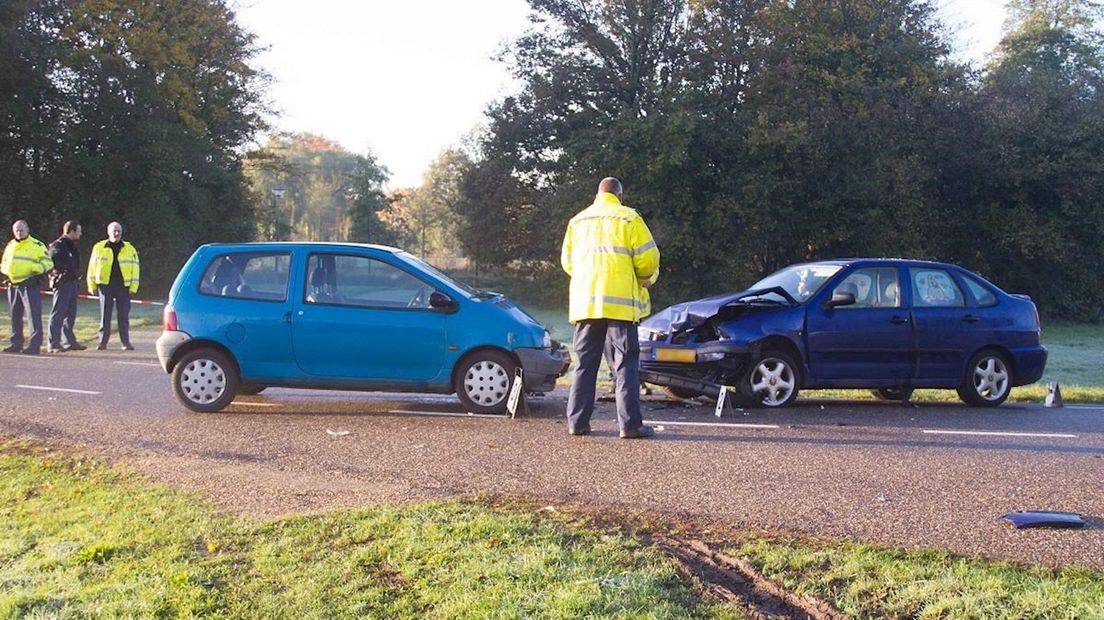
[652,348,696,363]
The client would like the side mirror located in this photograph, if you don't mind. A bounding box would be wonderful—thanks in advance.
[429,291,458,313]
[826,291,856,308]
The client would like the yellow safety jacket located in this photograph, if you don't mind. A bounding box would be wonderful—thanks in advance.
[87,240,140,294]
[561,192,660,323]
[1,236,53,285]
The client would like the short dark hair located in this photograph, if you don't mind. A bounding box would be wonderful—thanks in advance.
[63,220,81,234]
[598,177,623,196]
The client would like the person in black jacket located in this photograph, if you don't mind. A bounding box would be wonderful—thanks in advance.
[47,220,86,353]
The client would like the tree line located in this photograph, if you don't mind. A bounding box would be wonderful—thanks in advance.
[456,0,1104,320]
[3,0,1102,320]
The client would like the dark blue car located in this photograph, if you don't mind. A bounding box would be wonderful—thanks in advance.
[639,259,1047,407]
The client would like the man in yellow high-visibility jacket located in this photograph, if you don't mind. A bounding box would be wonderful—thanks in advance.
[87,221,140,351]
[561,177,660,439]
[1,219,54,355]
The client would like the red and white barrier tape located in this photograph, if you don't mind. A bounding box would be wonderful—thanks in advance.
[0,284,165,306]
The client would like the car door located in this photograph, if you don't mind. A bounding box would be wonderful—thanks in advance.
[908,266,976,382]
[193,250,296,380]
[290,251,447,381]
[805,266,913,383]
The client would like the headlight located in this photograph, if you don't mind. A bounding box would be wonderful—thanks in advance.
[543,330,552,348]
[697,352,726,362]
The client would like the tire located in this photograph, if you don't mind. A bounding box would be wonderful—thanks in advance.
[739,350,800,408]
[238,384,267,396]
[454,349,517,414]
[663,386,704,400]
[172,348,238,412]
[871,387,914,403]
[957,350,1012,407]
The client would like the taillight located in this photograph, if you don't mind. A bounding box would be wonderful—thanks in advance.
[163,305,178,331]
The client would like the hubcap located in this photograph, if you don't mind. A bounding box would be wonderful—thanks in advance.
[750,357,795,406]
[463,359,510,406]
[972,356,1009,401]
[179,358,227,404]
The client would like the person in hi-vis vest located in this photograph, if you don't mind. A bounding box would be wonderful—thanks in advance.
[87,221,140,351]
[1,219,53,355]
[561,177,660,439]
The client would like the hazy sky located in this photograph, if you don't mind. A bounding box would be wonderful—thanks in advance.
[235,0,1009,188]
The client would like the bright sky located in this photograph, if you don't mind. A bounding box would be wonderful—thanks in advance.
[235,0,1009,189]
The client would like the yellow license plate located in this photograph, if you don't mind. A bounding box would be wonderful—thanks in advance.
[652,348,696,363]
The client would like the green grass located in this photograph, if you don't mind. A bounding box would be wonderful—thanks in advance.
[0,441,740,619]
[0,295,161,344]
[729,537,1104,620]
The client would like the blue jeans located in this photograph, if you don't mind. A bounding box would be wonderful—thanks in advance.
[566,319,643,433]
[97,283,131,347]
[7,280,43,351]
[49,280,79,349]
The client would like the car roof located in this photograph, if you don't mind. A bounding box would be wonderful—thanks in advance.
[803,258,964,270]
[198,241,402,253]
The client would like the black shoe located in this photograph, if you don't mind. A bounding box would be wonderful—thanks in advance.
[65,343,87,351]
[568,425,592,436]
[619,425,655,439]
[121,344,134,351]
[96,344,107,350]
[21,348,41,356]
[3,344,21,353]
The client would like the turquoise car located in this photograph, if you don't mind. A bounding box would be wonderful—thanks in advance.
[156,243,568,413]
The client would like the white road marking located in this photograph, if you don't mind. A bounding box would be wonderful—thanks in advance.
[230,401,278,407]
[650,420,780,430]
[390,409,506,419]
[922,429,1078,439]
[114,361,161,367]
[15,384,101,395]
[1065,405,1104,410]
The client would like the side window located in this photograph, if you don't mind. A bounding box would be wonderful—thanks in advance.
[832,267,900,308]
[199,253,290,301]
[910,268,965,308]
[961,274,997,307]
[305,253,431,309]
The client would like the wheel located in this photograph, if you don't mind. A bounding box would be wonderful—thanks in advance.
[238,384,267,396]
[957,350,1012,407]
[739,350,800,408]
[454,350,517,414]
[172,348,238,412]
[871,387,913,403]
[663,386,704,400]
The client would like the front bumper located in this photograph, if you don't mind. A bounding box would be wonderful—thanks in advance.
[155,330,192,372]
[516,345,570,392]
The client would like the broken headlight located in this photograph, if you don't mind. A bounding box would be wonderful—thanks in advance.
[697,352,726,362]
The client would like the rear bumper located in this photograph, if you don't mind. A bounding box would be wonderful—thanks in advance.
[155,330,192,372]
[1012,345,1048,386]
[516,346,570,392]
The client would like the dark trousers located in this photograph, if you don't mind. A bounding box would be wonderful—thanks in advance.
[566,319,643,433]
[7,280,43,351]
[48,280,79,349]
[97,283,131,347]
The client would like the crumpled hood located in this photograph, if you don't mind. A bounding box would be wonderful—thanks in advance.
[642,287,795,332]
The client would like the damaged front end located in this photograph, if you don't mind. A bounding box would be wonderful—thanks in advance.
[639,287,799,397]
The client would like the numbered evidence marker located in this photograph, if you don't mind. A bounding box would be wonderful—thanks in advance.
[507,367,527,418]
[715,386,737,418]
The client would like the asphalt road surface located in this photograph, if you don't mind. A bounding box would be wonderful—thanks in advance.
[1,328,1101,568]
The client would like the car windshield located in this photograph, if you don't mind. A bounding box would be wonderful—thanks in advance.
[397,252,478,297]
[751,263,843,303]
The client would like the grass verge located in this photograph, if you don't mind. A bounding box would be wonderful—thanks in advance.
[0,440,740,619]
[728,536,1104,619]
[0,295,161,345]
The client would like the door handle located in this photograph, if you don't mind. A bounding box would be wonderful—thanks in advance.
[283,311,292,323]
[961,314,980,323]
[890,316,910,325]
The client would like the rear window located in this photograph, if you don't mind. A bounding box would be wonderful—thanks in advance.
[961,273,998,306]
[199,252,291,302]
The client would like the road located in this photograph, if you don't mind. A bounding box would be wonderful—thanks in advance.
[1,328,1101,568]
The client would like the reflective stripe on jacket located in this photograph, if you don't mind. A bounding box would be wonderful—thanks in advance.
[1,236,53,285]
[87,240,140,294]
[561,192,660,323]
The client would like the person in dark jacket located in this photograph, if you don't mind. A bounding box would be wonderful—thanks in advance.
[47,220,86,353]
